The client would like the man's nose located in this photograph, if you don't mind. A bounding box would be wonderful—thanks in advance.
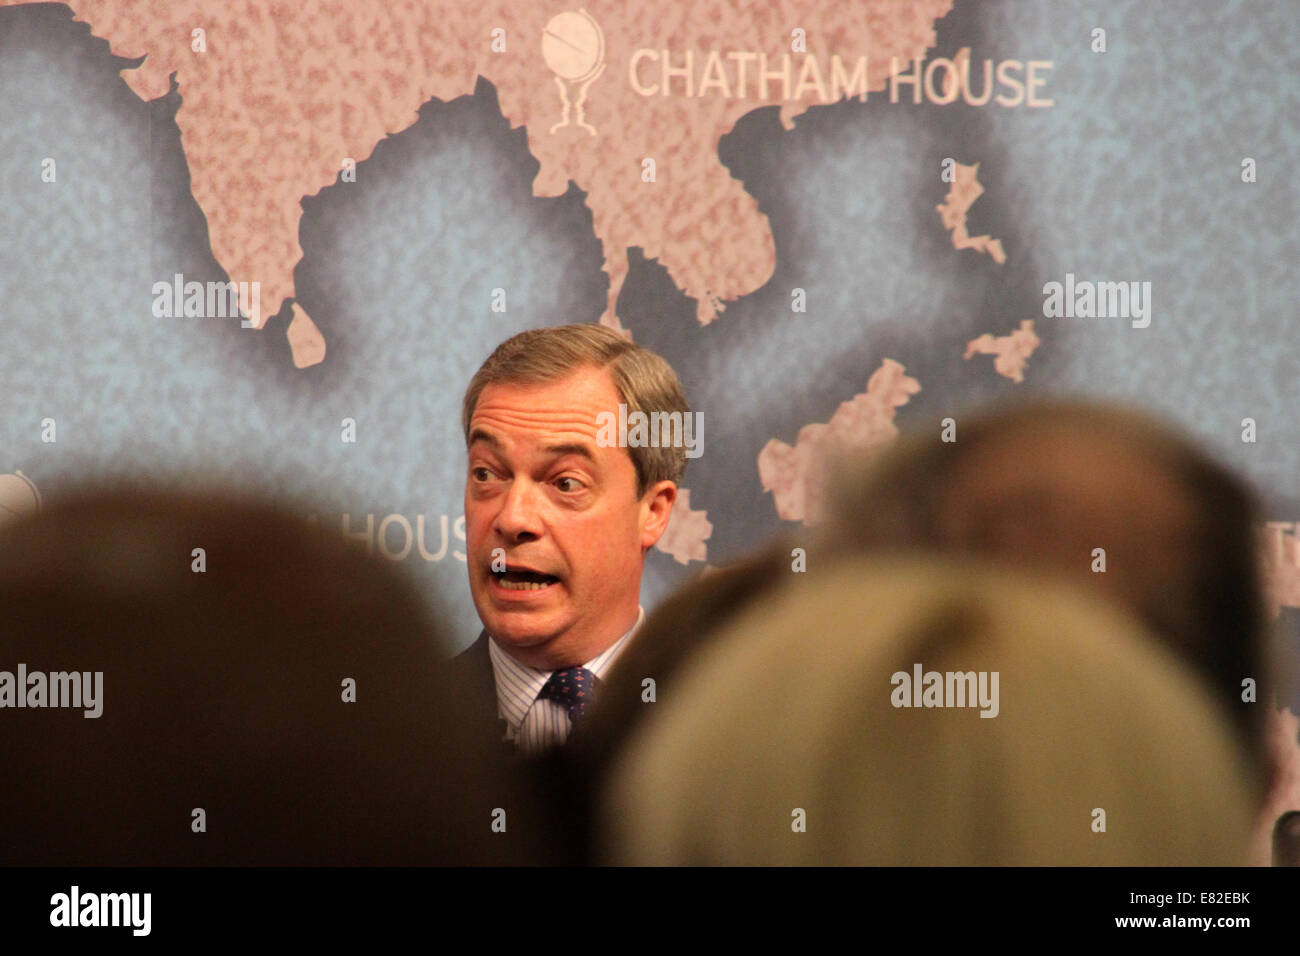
[494,478,545,543]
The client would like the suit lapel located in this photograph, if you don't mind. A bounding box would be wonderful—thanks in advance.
[451,630,514,755]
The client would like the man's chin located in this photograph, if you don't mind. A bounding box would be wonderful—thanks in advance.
[488,627,556,651]
[476,600,567,648]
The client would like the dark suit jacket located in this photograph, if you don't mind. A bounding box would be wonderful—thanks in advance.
[447,629,511,756]
[448,629,588,863]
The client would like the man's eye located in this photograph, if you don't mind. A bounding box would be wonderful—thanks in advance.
[472,467,494,481]
[555,477,582,493]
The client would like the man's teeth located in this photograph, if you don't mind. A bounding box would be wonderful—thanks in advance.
[498,578,554,590]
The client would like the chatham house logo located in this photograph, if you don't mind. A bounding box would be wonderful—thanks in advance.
[543,9,606,135]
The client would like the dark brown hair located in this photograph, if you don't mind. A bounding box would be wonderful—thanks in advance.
[0,483,550,865]
[826,398,1271,776]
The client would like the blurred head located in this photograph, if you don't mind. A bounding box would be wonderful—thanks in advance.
[0,484,546,865]
[561,540,795,856]
[598,556,1260,865]
[1273,810,1300,866]
[462,325,686,669]
[826,399,1271,772]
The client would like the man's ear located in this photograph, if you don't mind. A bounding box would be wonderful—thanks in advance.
[639,480,678,551]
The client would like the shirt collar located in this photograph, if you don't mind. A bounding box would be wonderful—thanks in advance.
[487,606,644,734]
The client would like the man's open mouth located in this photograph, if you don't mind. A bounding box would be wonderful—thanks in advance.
[492,568,561,591]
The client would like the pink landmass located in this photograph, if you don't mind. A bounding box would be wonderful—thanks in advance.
[963,319,1039,382]
[654,487,712,565]
[937,160,1006,264]
[758,358,920,525]
[1250,705,1300,865]
[11,0,957,360]
[286,304,326,369]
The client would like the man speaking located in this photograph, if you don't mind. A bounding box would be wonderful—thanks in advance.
[452,324,690,756]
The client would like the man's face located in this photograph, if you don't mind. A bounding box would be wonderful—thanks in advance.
[464,365,674,669]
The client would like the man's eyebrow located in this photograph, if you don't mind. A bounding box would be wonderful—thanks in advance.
[467,428,502,449]
[543,442,596,462]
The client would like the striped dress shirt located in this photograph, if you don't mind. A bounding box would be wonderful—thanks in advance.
[487,606,644,756]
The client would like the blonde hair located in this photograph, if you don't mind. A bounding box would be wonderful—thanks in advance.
[462,324,691,496]
[599,556,1258,865]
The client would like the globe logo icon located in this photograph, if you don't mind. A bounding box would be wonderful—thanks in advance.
[542,9,606,135]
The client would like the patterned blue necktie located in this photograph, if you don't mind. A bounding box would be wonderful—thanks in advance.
[538,666,600,723]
